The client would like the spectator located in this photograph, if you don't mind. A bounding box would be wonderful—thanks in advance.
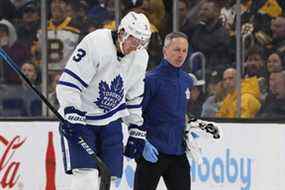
[0,19,30,84]
[201,70,225,117]
[240,0,274,38]
[216,68,261,118]
[0,0,17,20]
[243,46,267,101]
[271,17,285,37]
[21,62,39,86]
[244,46,266,76]
[182,0,232,72]
[220,0,236,34]
[95,0,117,18]
[10,0,32,10]
[34,0,80,71]
[0,20,17,52]
[162,0,206,38]
[1,62,42,117]
[16,2,40,48]
[182,0,208,27]
[84,4,114,34]
[276,0,285,11]
[221,0,276,55]
[271,16,285,53]
[20,62,42,116]
[48,72,61,117]
[266,51,284,73]
[123,0,165,32]
[257,70,285,118]
[258,0,282,18]
[122,0,143,10]
[187,73,206,118]
[138,0,165,32]
[178,0,191,30]
[65,0,89,29]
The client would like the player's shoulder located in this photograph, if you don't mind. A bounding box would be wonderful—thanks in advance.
[145,68,159,81]
[135,48,149,59]
[144,70,157,88]
[79,29,114,53]
[83,28,112,42]
[132,48,149,68]
[128,48,149,73]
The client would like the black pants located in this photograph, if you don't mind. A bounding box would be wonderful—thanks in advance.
[134,153,191,190]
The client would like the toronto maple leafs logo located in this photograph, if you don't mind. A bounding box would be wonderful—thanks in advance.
[95,75,124,112]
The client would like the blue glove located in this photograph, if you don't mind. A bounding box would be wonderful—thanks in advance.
[143,140,159,163]
[59,106,86,142]
[124,124,146,159]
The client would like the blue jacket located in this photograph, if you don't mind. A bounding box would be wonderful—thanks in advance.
[142,59,194,155]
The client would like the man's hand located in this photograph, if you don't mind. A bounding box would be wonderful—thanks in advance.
[142,140,159,163]
[124,124,146,159]
[64,106,86,125]
[59,106,86,142]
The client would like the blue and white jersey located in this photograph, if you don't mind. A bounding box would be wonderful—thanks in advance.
[56,29,148,126]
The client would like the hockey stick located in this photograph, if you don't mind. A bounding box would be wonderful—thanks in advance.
[0,48,111,190]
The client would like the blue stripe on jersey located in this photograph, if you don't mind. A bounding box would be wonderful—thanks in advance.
[126,104,142,109]
[64,69,88,88]
[58,81,82,92]
[126,94,144,101]
[86,103,126,120]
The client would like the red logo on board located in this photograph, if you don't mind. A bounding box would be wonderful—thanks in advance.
[0,135,26,188]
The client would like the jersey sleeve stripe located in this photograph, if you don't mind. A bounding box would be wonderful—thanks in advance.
[58,81,82,92]
[64,69,88,88]
[86,103,127,120]
[126,93,144,101]
[126,104,142,109]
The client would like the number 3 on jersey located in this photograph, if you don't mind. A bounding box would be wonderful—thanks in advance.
[73,48,86,62]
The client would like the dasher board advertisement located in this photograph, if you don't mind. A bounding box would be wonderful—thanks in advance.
[0,121,285,190]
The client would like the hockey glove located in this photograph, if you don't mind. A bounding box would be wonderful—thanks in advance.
[59,106,86,142]
[124,124,146,159]
[188,118,222,139]
[143,140,159,163]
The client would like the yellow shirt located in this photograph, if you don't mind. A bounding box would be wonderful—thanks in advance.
[216,76,261,118]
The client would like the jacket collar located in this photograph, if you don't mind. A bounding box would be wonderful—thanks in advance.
[157,59,181,78]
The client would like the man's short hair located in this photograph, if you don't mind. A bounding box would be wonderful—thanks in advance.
[246,45,265,60]
[163,32,188,48]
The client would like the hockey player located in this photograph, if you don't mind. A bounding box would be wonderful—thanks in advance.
[56,11,151,190]
[133,32,221,190]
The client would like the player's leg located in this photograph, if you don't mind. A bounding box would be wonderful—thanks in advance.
[98,120,124,189]
[70,168,99,190]
[134,155,168,190]
[98,176,121,190]
[162,154,191,190]
[59,122,100,189]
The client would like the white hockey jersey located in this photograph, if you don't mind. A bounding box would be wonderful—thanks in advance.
[56,29,149,126]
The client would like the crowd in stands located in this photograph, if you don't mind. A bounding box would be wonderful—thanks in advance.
[0,0,284,119]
